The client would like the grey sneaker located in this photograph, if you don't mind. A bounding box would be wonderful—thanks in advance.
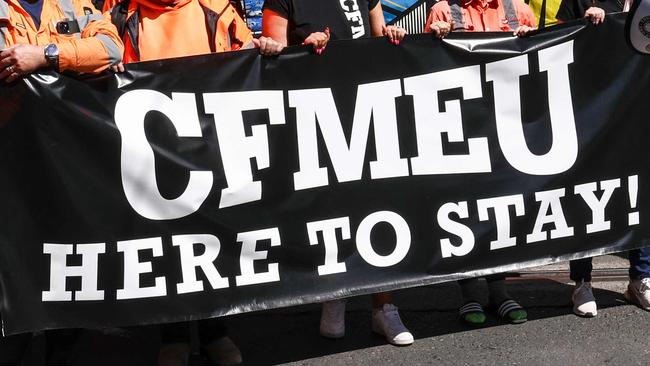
[371,304,414,346]
[320,300,346,338]
[624,277,650,311]
[572,281,597,317]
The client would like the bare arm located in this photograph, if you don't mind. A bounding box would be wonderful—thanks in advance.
[368,2,386,36]
[369,2,407,43]
[262,9,289,47]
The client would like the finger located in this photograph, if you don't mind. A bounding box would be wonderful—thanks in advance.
[389,27,398,41]
[5,72,20,83]
[397,28,407,41]
[0,57,13,67]
[0,69,9,80]
[252,38,261,48]
[382,24,389,38]
[324,27,330,38]
[0,45,17,59]
[118,63,125,73]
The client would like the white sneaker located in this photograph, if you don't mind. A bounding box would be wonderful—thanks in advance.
[572,281,598,317]
[371,304,414,346]
[320,300,346,338]
[624,277,650,311]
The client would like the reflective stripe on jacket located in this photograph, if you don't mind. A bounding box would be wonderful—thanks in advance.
[425,0,537,32]
[1,0,123,73]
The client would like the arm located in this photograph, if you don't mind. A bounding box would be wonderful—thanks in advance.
[57,10,124,73]
[425,3,453,38]
[369,2,407,43]
[0,0,123,81]
[513,1,537,37]
[583,6,605,24]
[262,8,328,52]
[262,8,289,47]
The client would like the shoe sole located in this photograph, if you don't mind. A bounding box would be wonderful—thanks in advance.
[573,309,597,318]
[319,330,345,339]
[624,290,650,311]
[371,325,413,346]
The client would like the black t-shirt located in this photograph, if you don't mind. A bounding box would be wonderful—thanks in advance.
[263,0,381,45]
[556,0,624,21]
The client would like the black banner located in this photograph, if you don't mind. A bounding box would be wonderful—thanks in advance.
[1,14,649,335]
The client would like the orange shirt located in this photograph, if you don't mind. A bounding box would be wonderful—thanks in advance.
[425,0,537,32]
[115,0,254,63]
[0,0,123,73]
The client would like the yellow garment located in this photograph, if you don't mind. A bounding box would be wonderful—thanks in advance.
[527,0,563,27]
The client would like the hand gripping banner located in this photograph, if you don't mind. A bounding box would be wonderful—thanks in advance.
[0,14,649,335]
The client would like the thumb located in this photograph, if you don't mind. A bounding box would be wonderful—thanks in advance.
[252,38,261,48]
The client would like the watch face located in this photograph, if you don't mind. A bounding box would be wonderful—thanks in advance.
[45,44,59,57]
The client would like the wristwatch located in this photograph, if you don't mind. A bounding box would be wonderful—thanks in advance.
[44,44,59,71]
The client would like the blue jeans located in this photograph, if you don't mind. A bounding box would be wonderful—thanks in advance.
[570,247,650,282]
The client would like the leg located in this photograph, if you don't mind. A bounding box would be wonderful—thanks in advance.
[201,319,242,366]
[628,247,650,280]
[457,278,486,326]
[570,257,597,317]
[159,323,191,366]
[625,247,650,310]
[320,299,347,339]
[371,292,413,346]
[570,258,593,282]
[486,275,527,324]
[372,291,392,309]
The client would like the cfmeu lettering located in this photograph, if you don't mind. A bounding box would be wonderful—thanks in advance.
[40,210,412,302]
[115,41,577,221]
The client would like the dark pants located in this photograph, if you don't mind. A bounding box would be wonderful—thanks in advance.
[162,319,228,346]
[570,247,650,282]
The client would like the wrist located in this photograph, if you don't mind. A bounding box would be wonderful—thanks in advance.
[43,44,60,71]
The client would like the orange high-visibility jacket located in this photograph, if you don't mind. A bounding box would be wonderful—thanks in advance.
[110,0,254,63]
[0,0,123,73]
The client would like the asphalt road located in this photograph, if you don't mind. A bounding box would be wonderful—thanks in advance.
[3,256,649,366]
[231,279,650,366]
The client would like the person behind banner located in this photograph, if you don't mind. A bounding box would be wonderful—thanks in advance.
[105,0,283,68]
[556,0,632,25]
[423,0,534,327]
[424,0,537,38]
[554,0,650,317]
[262,0,407,53]
[0,0,123,82]
[103,1,281,365]
[261,0,412,347]
[525,0,563,28]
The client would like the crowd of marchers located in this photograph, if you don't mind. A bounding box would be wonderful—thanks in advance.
[0,0,647,365]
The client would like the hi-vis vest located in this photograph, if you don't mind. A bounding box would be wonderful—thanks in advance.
[0,0,121,67]
[449,0,520,31]
[110,0,252,62]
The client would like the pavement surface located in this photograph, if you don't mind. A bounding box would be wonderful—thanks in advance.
[2,254,649,366]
